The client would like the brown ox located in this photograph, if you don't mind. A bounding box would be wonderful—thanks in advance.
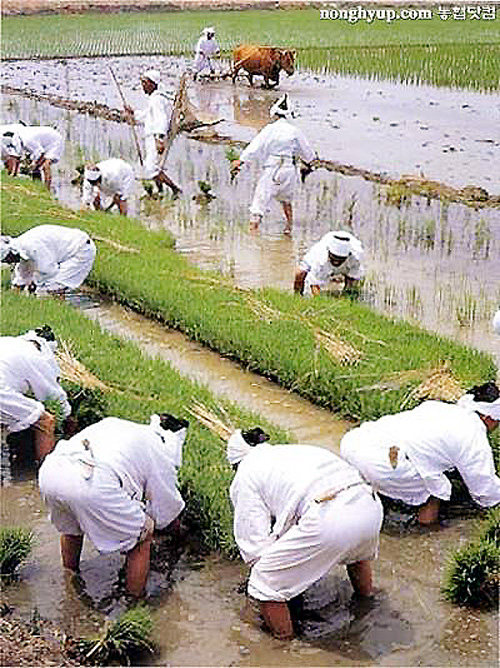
[231,45,296,89]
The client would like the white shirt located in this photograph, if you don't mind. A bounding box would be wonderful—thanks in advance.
[16,126,63,162]
[51,416,185,529]
[302,231,364,284]
[82,158,134,205]
[240,117,316,168]
[0,335,71,417]
[195,35,220,58]
[9,224,91,286]
[342,400,500,507]
[230,443,364,564]
[136,84,172,137]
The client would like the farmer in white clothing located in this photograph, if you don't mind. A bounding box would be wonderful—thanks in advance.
[228,428,383,640]
[0,326,72,461]
[1,123,25,176]
[2,225,96,296]
[124,69,181,197]
[231,94,316,233]
[340,382,500,526]
[39,413,188,597]
[6,125,63,190]
[294,230,365,296]
[82,158,135,216]
[192,27,221,79]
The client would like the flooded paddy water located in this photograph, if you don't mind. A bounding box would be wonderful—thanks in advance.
[1,54,499,665]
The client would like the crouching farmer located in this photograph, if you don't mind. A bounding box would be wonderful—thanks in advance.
[39,413,188,597]
[227,429,383,640]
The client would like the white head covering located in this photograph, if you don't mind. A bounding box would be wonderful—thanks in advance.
[20,329,58,353]
[326,232,352,258]
[1,236,12,261]
[227,429,253,465]
[149,414,186,467]
[142,69,161,85]
[270,94,294,119]
[457,394,500,421]
[203,26,215,36]
[492,309,500,335]
[2,131,22,157]
[6,239,29,261]
[84,165,101,181]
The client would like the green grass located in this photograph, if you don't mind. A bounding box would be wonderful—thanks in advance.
[2,8,499,89]
[0,527,34,577]
[2,176,496,424]
[442,508,500,609]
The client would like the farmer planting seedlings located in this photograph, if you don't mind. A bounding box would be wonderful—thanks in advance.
[294,230,365,297]
[0,326,72,461]
[341,382,500,526]
[124,69,181,198]
[38,413,188,597]
[1,225,96,297]
[81,158,135,216]
[227,428,383,640]
[231,94,316,233]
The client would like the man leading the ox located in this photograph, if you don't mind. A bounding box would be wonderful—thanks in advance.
[294,230,365,296]
[1,225,96,297]
[125,69,181,198]
[39,413,188,597]
[0,326,72,462]
[340,382,500,525]
[228,428,383,640]
[231,94,316,233]
[192,26,221,80]
[82,158,135,216]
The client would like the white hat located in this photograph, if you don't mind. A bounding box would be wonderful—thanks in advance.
[141,69,161,85]
[0,236,12,261]
[457,394,500,421]
[270,94,294,119]
[227,429,253,465]
[203,26,215,35]
[149,414,186,468]
[8,240,29,261]
[84,165,101,181]
[493,309,500,335]
[326,232,352,258]
[2,131,22,157]
[20,329,58,354]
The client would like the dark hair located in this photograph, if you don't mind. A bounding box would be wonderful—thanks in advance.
[466,381,500,403]
[34,325,56,342]
[241,427,270,446]
[159,413,189,432]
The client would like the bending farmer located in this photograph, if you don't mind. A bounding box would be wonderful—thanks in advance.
[39,413,188,597]
[82,159,135,216]
[340,382,500,525]
[228,429,383,640]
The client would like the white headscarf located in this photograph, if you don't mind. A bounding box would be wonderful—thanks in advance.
[270,94,294,120]
[326,232,351,258]
[20,329,58,354]
[142,69,161,85]
[84,166,101,181]
[227,429,253,465]
[202,26,215,36]
[457,394,500,421]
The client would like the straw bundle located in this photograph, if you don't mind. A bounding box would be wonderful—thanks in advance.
[56,340,110,391]
[400,363,464,408]
[188,400,233,441]
[314,328,362,365]
[243,294,282,323]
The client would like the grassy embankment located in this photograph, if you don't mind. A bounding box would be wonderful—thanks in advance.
[2,176,497,426]
[2,8,499,90]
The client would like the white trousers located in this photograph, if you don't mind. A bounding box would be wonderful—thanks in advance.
[42,239,96,291]
[248,484,383,601]
[250,162,298,217]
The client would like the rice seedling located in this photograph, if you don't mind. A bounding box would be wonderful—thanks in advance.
[0,527,34,578]
[442,509,500,609]
[76,605,154,665]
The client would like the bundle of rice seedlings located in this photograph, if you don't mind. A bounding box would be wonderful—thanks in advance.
[400,363,464,408]
[314,328,362,365]
[243,293,282,323]
[0,527,34,577]
[77,605,154,666]
[56,340,110,392]
[188,400,233,442]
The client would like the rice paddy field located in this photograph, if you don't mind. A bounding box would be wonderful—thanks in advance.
[1,5,500,666]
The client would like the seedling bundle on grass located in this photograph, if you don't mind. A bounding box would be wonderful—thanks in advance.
[0,527,34,578]
[2,177,496,425]
[442,508,500,610]
[1,289,288,556]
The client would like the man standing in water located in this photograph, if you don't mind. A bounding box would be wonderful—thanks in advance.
[227,428,383,640]
[231,94,316,233]
[192,26,221,79]
[125,69,181,198]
